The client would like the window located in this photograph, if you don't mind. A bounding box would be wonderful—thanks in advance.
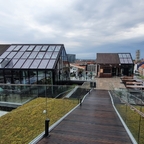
[103,69,111,73]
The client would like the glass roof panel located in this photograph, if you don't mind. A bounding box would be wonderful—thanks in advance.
[124,59,128,63]
[20,45,29,51]
[6,45,16,51]
[55,45,61,51]
[14,59,26,68]
[47,45,55,51]
[38,59,49,68]
[14,45,22,51]
[29,52,38,58]
[34,45,42,51]
[41,45,48,51]
[120,59,124,63]
[122,54,127,58]
[47,60,55,69]
[27,45,35,51]
[0,59,3,63]
[21,52,31,58]
[22,59,33,68]
[126,54,131,58]
[36,52,45,59]
[5,59,18,68]
[0,52,10,58]
[30,59,41,68]
[51,52,58,59]
[118,54,123,58]
[7,52,17,58]
[44,52,52,59]
[127,59,133,64]
[0,59,11,68]
[14,52,24,59]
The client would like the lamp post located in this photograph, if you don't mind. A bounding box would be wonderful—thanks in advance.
[43,86,50,137]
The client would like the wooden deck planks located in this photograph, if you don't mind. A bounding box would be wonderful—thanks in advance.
[37,89,132,144]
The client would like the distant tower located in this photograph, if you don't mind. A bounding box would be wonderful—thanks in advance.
[136,50,140,61]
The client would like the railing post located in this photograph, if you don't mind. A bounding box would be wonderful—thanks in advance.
[45,119,50,137]
[80,98,82,106]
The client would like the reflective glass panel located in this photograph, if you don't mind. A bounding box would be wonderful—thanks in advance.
[123,59,127,63]
[51,52,58,59]
[5,59,18,68]
[6,45,16,51]
[0,52,10,58]
[22,59,33,68]
[14,52,24,58]
[126,54,131,58]
[0,59,3,63]
[39,59,49,68]
[47,60,55,69]
[14,45,22,51]
[41,45,48,51]
[118,54,123,58]
[14,59,26,68]
[37,70,45,84]
[20,45,29,51]
[0,59,11,68]
[29,52,38,58]
[30,60,41,68]
[44,52,52,59]
[21,52,31,58]
[120,59,124,63]
[36,52,45,59]
[55,45,61,51]
[122,54,127,58]
[127,59,133,63]
[34,45,42,51]
[27,45,35,51]
[7,52,17,58]
[48,45,55,51]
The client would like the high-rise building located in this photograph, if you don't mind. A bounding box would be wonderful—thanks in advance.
[136,50,140,61]
[67,54,76,63]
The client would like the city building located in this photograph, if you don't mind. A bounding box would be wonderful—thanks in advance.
[0,44,70,85]
[96,53,134,77]
[136,50,140,62]
[138,64,144,76]
[67,54,76,63]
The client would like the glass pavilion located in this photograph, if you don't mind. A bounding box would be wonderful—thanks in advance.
[96,53,134,77]
[0,44,70,85]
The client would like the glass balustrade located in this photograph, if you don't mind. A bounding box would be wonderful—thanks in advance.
[0,84,90,143]
[109,85,144,144]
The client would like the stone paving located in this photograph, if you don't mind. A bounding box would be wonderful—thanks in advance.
[95,77,125,90]
[78,77,125,90]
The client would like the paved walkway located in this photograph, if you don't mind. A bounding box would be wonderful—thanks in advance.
[38,89,132,144]
[95,77,125,90]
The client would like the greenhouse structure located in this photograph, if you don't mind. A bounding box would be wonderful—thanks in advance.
[0,44,70,85]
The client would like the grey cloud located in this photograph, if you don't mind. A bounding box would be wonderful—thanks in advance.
[0,0,144,59]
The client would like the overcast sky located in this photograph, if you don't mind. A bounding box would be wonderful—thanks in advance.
[0,0,144,59]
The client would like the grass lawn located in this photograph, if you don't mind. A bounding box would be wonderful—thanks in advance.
[116,104,144,144]
[0,97,78,144]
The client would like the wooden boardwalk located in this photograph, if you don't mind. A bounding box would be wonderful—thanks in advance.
[37,89,132,144]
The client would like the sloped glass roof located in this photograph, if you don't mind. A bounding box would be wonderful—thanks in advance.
[118,53,133,64]
[0,44,63,69]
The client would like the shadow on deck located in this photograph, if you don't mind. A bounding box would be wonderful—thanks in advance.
[37,89,132,144]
